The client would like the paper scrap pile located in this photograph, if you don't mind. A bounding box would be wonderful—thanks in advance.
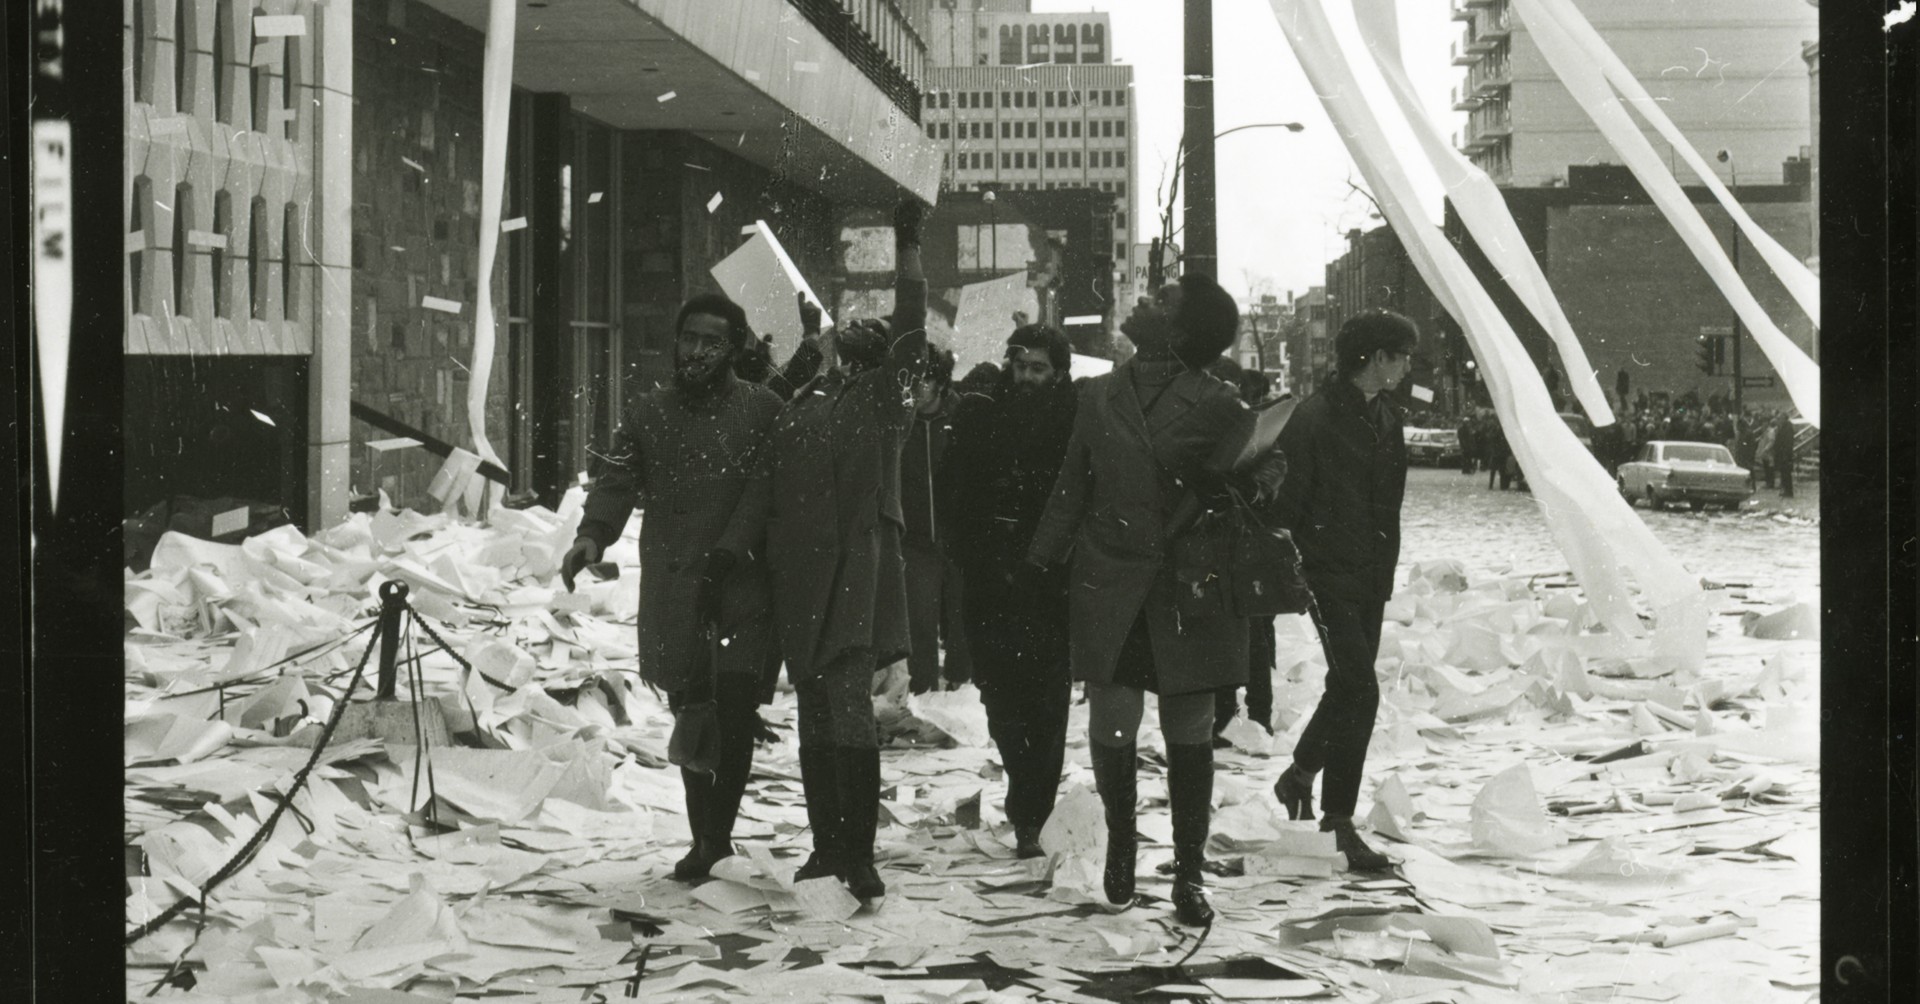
[125,510,1817,1002]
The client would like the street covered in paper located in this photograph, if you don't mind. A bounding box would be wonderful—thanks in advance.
[116,0,1827,1000]
[124,470,1819,1003]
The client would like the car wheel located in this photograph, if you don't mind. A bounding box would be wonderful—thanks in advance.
[1618,477,1633,502]
[1645,487,1662,511]
[1689,500,1705,512]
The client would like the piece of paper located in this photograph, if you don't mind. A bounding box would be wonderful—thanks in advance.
[949,272,1040,372]
[1062,314,1103,326]
[421,296,462,314]
[252,14,307,36]
[709,221,833,357]
[1468,763,1566,857]
[1069,353,1113,378]
[499,217,526,232]
[706,192,724,213]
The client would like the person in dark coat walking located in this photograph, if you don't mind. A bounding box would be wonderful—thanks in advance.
[1029,273,1287,927]
[562,292,783,883]
[1457,412,1477,475]
[941,324,1079,859]
[902,348,973,694]
[1268,311,1417,873]
[1771,411,1796,497]
[1214,368,1278,742]
[1485,415,1512,490]
[765,202,929,903]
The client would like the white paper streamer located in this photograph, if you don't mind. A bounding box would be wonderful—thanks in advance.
[466,0,516,496]
[1267,0,1705,667]
[1511,0,1818,427]
[1525,0,1819,328]
[1352,0,1613,426]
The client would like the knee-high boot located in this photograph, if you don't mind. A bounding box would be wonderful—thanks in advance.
[1089,740,1137,906]
[1167,743,1216,926]
[835,747,886,901]
[794,744,843,881]
[671,769,722,882]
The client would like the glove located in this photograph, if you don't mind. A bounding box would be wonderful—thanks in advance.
[693,548,738,627]
[893,199,924,246]
[1247,449,1288,503]
[561,537,602,593]
[751,711,783,746]
[796,292,822,337]
[668,698,720,775]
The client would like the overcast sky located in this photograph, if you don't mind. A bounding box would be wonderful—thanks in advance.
[1032,0,1461,302]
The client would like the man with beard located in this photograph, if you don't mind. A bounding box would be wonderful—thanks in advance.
[561,293,783,883]
[1028,275,1287,927]
[765,201,928,904]
[939,324,1079,858]
[1268,310,1416,873]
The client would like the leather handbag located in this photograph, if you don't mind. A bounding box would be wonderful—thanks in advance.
[1168,486,1312,621]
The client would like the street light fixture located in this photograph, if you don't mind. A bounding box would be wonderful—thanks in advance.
[982,187,998,274]
[1213,121,1307,141]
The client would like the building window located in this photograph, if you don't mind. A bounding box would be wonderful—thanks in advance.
[1117,151,1127,167]
[175,0,189,115]
[1081,22,1106,62]
[1071,151,1081,167]
[1116,120,1126,136]
[940,122,950,138]
[1000,24,1021,64]
[1001,91,1011,108]
[212,190,231,315]
[1045,121,1055,137]
[249,196,268,319]
[132,0,146,104]
[1045,91,1054,108]
[1000,121,1009,138]
[212,5,230,123]
[129,176,151,311]
[1117,242,1126,260]
[1115,88,1126,106]
[1071,121,1081,138]
[1027,23,1049,62]
[927,124,937,139]
[940,92,951,108]
[942,153,950,168]
[1046,151,1056,168]
[1117,181,1126,196]
[1028,91,1037,107]
[1002,152,1011,169]
[283,202,300,323]
[172,184,192,315]
[1054,22,1076,63]
[1116,211,1127,228]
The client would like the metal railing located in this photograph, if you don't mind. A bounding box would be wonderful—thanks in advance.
[785,0,929,121]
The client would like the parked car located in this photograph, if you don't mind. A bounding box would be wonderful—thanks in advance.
[1617,440,1752,510]
[1404,427,1462,467]
[1558,412,1595,454]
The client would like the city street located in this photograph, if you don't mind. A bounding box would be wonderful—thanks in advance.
[123,471,1821,1003]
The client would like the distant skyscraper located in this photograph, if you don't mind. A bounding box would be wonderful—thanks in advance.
[920,3,1137,269]
[1452,0,1817,187]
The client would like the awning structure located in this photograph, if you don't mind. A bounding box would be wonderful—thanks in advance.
[416,0,941,204]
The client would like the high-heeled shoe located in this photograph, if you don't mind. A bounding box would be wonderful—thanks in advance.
[1272,765,1316,821]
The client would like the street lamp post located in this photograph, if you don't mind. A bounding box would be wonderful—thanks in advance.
[982,187,998,274]
[1716,149,1743,437]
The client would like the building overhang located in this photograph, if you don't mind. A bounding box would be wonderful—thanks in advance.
[415,0,941,204]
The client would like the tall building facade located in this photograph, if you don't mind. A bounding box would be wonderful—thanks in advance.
[125,0,941,529]
[1453,0,1817,187]
[920,2,1138,323]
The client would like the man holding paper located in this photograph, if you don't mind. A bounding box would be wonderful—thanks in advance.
[1268,311,1416,873]
[765,201,930,904]
[561,292,784,883]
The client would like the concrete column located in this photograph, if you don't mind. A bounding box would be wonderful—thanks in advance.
[307,0,352,530]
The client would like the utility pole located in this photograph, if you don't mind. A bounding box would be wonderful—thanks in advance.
[1717,150,1743,435]
[1183,0,1217,278]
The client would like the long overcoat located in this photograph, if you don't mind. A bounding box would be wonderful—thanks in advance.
[577,373,784,698]
[1027,362,1254,696]
[1266,380,1407,604]
[766,287,928,679]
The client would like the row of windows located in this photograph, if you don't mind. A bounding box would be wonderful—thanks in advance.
[947,180,1133,216]
[944,150,1129,172]
[128,1,302,141]
[997,21,1107,65]
[928,118,1128,140]
[129,178,304,324]
[927,88,1128,110]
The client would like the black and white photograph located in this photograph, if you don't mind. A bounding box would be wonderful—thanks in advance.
[14,0,1916,1000]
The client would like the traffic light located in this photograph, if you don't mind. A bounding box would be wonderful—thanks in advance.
[1694,336,1716,374]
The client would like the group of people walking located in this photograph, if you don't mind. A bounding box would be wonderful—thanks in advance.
[563,200,1418,924]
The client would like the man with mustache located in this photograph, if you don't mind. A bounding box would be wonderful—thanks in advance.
[940,323,1079,858]
[562,292,783,883]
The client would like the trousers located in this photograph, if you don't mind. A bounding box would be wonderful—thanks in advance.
[1215,616,1277,733]
[796,649,879,750]
[1290,592,1386,818]
[1086,681,1215,749]
[904,537,973,692]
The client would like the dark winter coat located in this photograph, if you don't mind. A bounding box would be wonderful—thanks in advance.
[1028,361,1255,695]
[1268,379,1408,604]
[766,284,928,678]
[941,381,1079,678]
[900,389,962,544]
[576,373,784,697]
